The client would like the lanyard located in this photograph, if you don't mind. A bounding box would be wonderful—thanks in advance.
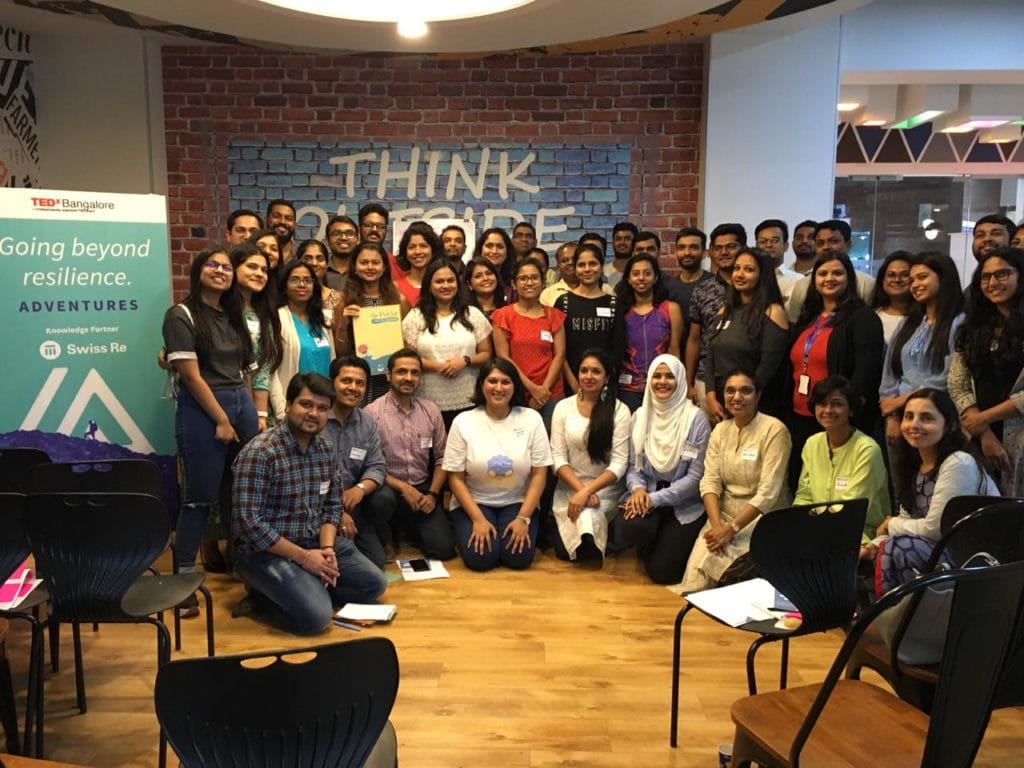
[802,314,831,373]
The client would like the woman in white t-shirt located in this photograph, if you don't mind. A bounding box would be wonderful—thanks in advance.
[443,358,553,571]
[402,260,493,431]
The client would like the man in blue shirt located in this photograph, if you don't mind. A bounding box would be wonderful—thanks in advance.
[232,372,386,635]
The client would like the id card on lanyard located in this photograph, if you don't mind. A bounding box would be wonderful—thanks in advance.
[799,315,830,395]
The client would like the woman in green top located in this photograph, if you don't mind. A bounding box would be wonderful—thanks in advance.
[793,375,890,554]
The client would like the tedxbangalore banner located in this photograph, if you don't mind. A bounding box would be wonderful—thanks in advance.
[0,188,176,492]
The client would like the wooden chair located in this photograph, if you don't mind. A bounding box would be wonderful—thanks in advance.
[670,499,866,747]
[730,560,1024,768]
[156,638,399,768]
[846,497,1024,712]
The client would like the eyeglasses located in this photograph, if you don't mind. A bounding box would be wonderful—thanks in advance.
[516,274,542,283]
[287,276,315,286]
[980,268,1016,285]
[329,229,358,239]
[204,261,233,274]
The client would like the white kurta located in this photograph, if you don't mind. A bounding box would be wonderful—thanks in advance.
[550,397,631,558]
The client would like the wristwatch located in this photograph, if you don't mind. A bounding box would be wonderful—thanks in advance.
[728,521,741,534]
[462,355,472,367]
[355,481,368,492]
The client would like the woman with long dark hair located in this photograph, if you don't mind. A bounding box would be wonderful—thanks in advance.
[702,247,788,421]
[550,349,631,563]
[611,354,711,584]
[463,257,506,321]
[473,227,516,303]
[296,238,342,311]
[869,250,913,346]
[786,252,884,488]
[336,242,411,404]
[269,259,335,419]
[395,221,444,306]
[950,246,1024,493]
[615,253,683,412]
[879,252,963,447]
[442,358,553,571]
[248,228,284,301]
[162,245,258,583]
[402,259,493,430]
[555,243,623,394]
[870,388,997,593]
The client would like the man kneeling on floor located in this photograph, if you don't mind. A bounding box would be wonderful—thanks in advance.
[231,371,387,634]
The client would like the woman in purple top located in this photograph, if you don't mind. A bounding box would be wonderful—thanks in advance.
[615,253,682,411]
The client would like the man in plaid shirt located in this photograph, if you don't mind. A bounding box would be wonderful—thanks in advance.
[232,372,387,635]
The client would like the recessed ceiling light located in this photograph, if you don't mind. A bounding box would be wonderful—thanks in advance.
[256,0,536,23]
[397,18,428,38]
[837,102,861,112]
[941,119,1008,134]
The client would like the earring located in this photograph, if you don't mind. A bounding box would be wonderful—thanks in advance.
[600,384,609,402]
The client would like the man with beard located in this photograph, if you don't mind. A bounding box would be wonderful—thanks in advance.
[366,349,455,561]
[225,209,262,247]
[972,214,1016,262]
[755,218,802,307]
[512,221,538,261]
[789,219,817,275]
[684,223,745,411]
[664,227,712,343]
[604,221,638,288]
[440,224,468,265]
[359,202,400,275]
[231,372,387,636]
[785,219,875,323]
[324,214,359,290]
[265,199,296,262]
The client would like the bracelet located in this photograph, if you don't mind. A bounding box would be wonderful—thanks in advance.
[257,410,269,418]
[516,515,531,526]
[297,549,310,567]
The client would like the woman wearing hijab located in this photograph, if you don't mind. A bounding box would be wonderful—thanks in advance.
[609,354,711,584]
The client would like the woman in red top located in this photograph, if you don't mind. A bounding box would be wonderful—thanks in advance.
[786,253,884,489]
[492,257,566,433]
[395,221,443,307]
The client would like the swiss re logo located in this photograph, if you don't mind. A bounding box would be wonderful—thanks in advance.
[31,197,59,208]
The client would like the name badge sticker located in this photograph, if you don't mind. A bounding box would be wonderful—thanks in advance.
[314,335,330,348]
[540,330,554,343]
[680,444,699,460]
[741,447,758,461]
[349,447,367,461]
[618,373,632,385]
[420,437,432,449]
[835,477,850,491]
[246,318,260,334]
[318,480,330,495]
[596,307,612,318]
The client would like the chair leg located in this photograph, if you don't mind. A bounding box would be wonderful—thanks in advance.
[48,622,59,673]
[0,644,21,755]
[173,605,182,652]
[199,585,215,657]
[732,726,778,768]
[22,621,43,757]
[669,603,694,748]
[33,623,44,758]
[745,635,777,696]
[779,637,790,690]
[72,623,86,714]
[155,621,171,768]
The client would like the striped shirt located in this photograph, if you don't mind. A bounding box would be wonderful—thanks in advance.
[365,391,447,488]
[231,423,342,556]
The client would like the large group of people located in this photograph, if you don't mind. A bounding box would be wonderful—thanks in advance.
[162,200,1023,635]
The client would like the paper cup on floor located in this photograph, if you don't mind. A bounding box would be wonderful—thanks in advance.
[718,742,733,768]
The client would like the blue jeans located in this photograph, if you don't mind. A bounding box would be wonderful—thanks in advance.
[234,537,387,636]
[451,503,539,571]
[175,386,258,568]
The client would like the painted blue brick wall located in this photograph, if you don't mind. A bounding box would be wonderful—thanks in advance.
[229,141,632,248]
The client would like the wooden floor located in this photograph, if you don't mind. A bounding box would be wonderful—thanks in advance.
[4,547,1022,767]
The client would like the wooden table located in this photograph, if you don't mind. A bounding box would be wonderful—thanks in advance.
[1,756,90,768]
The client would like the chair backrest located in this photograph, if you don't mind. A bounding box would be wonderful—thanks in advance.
[794,561,1024,768]
[0,448,51,492]
[155,638,400,768]
[0,493,29,582]
[25,492,170,622]
[29,459,163,496]
[750,498,867,633]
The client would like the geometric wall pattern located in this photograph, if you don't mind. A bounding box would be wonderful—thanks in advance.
[837,122,1024,170]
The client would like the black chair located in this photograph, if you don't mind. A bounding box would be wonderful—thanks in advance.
[0,492,46,757]
[730,560,1024,768]
[670,498,867,747]
[156,638,399,768]
[846,497,1024,711]
[25,492,214,768]
[28,459,198,653]
[0,448,50,493]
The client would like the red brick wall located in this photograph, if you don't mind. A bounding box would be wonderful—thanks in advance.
[162,44,704,298]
